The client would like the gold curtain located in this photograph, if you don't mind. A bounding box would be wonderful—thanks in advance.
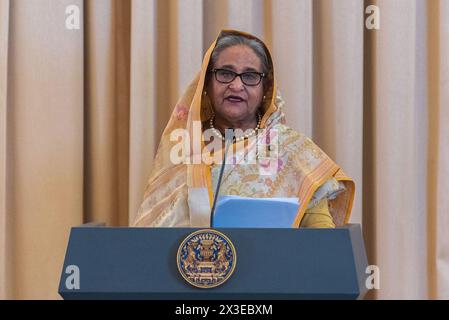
[0,0,448,299]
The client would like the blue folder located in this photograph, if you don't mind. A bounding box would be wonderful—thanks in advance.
[212,195,300,228]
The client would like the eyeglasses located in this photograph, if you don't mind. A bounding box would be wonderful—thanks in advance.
[210,68,265,86]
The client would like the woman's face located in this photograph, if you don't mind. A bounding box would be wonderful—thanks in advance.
[207,45,265,124]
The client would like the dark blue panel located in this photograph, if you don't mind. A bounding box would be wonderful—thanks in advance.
[59,225,368,300]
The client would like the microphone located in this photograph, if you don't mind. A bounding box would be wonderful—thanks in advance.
[210,129,234,228]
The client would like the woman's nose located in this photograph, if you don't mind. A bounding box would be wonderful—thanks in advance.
[229,75,245,90]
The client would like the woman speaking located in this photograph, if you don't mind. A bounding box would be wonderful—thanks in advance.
[133,30,354,228]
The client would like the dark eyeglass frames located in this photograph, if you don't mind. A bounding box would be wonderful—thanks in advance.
[210,68,265,86]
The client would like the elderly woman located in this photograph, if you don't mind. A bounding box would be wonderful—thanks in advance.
[133,30,354,228]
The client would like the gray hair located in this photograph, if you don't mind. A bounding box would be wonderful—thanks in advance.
[209,34,270,75]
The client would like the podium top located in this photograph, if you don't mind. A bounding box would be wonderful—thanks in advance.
[59,224,368,300]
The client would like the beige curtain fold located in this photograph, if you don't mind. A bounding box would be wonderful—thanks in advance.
[428,0,449,299]
[312,0,364,225]
[0,0,448,299]
[128,0,157,224]
[0,0,11,301]
[2,0,84,299]
[83,0,130,227]
[373,0,426,299]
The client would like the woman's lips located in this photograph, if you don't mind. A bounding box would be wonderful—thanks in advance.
[225,96,246,103]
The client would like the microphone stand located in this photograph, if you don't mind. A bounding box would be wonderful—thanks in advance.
[210,129,233,228]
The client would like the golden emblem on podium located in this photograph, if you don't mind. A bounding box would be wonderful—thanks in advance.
[177,229,237,288]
